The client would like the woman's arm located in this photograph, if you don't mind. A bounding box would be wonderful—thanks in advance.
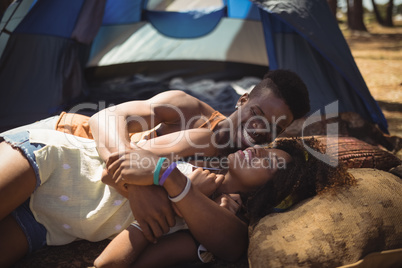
[95,187,243,268]
[106,148,248,261]
[162,169,248,261]
[94,224,149,268]
[95,227,198,268]
[103,128,219,243]
[131,231,199,268]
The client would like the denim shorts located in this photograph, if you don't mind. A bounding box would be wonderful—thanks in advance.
[0,131,47,253]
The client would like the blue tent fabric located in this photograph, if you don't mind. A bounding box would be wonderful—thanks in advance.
[0,0,105,129]
[0,0,35,60]
[102,0,145,25]
[14,0,85,37]
[228,0,260,20]
[252,0,388,132]
[260,10,369,120]
[145,7,226,38]
[0,35,88,127]
[0,0,388,133]
[71,0,106,44]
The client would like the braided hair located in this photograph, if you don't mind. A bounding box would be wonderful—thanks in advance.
[244,137,355,226]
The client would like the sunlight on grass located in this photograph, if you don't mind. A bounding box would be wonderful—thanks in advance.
[341,19,402,152]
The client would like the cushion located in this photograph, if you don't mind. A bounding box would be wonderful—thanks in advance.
[281,136,402,171]
[280,112,402,154]
[338,248,402,268]
[316,136,401,171]
[248,169,402,267]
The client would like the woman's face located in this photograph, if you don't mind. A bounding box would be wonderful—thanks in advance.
[225,146,292,192]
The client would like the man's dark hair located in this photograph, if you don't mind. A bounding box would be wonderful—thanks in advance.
[249,70,310,120]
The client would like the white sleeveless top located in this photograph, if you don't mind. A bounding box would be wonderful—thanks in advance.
[29,129,195,245]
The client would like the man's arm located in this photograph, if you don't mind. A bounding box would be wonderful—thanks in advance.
[130,128,218,159]
[89,90,205,162]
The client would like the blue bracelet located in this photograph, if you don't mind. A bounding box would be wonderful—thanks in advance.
[153,157,166,185]
[159,162,177,186]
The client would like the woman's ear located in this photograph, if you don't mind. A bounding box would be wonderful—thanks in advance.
[236,93,249,109]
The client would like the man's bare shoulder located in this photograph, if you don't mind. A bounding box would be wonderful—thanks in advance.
[149,90,215,113]
[158,90,189,98]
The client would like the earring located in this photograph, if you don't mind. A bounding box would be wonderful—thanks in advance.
[235,105,238,110]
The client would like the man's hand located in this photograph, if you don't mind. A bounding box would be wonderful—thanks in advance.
[188,168,224,197]
[101,169,129,198]
[106,148,160,187]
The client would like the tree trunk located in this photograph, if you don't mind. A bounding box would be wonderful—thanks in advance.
[347,0,367,31]
[327,0,338,17]
[384,0,394,26]
[346,0,353,26]
[371,0,385,25]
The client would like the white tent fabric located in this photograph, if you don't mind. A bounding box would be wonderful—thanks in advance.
[89,19,268,67]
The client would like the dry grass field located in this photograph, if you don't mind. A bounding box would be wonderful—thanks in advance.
[342,21,402,157]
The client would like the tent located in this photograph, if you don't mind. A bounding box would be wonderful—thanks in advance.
[0,0,388,133]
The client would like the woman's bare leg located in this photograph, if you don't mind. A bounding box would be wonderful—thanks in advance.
[0,214,29,267]
[94,225,149,268]
[0,142,37,221]
[132,231,199,268]
[95,227,199,268]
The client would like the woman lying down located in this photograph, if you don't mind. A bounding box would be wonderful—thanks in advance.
[0,129,354,267]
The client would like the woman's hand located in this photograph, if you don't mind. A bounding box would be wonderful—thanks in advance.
[214,194,242,215]
[188,168,224,197]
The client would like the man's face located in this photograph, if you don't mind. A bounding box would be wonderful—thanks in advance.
[233,91,293,149]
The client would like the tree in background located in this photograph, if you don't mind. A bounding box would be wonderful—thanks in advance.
[371,0,385,24]
[385,0,394,26]
[372,0,395,26]
[347,0,368,31]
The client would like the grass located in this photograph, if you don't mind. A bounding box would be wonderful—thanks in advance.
[342,20,402,157]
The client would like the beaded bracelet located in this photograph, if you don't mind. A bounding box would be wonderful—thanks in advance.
[153,157,167,185]
[159,162,177,186]
[168,176,191,203]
